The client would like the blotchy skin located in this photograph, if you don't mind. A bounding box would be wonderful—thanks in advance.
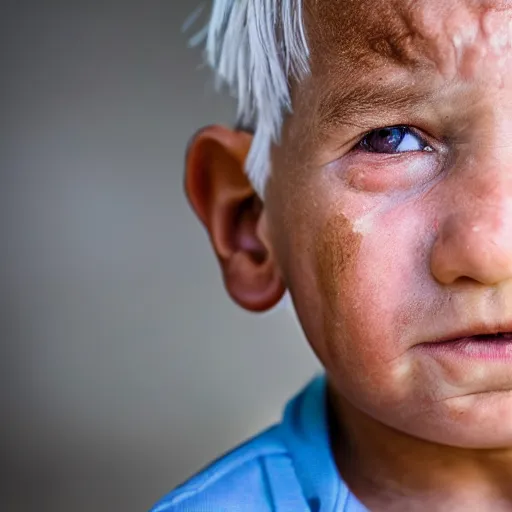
[263,0,512,508]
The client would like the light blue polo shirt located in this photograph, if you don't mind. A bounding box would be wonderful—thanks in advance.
[150,376,368,511]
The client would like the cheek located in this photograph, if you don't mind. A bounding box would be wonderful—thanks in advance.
[269,152,438,406]
[315,213,362,314]
[357,207,430,333]
[313,203,431,390]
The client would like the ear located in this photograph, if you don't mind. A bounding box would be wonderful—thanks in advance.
[185,125,285,312]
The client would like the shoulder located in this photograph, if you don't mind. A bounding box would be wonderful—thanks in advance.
[149,376,346,512]
[150,425,296,512]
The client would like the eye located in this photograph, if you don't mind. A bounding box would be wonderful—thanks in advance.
[357,126,432,154]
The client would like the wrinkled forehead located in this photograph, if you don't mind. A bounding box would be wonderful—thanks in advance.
[305,0,512,79]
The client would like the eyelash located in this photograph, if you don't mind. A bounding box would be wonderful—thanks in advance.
[355,126,433,154]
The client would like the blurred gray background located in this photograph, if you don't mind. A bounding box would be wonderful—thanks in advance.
[1,2,319,511]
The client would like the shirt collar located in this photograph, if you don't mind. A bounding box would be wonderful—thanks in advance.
[280,375,367,512]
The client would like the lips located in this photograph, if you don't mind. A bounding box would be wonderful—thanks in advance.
[428,333,512,348]
[418,330,512,361]
[429,330,512,345]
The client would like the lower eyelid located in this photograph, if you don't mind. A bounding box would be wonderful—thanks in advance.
[341,151,442,192]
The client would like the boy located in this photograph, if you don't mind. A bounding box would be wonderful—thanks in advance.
[152,0,512,510]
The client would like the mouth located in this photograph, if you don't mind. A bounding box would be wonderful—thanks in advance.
[419,330,512,361]
[432,331,512,344]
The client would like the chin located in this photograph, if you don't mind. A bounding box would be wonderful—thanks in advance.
[407,391,512,449]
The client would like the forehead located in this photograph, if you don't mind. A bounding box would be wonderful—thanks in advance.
[305,0,512,79]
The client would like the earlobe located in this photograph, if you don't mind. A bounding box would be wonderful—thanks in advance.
[185,125,286,312]
[224,247,286,312]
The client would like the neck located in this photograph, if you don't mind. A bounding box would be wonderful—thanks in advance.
[326,382,512,510]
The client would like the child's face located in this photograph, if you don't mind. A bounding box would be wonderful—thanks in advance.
[263,0,512,448]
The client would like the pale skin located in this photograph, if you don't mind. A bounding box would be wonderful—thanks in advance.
[186,0,512,510]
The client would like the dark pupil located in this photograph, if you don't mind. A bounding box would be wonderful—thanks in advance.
[364,127,405,153]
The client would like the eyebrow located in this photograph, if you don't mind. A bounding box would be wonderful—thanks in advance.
[316,77,430,133]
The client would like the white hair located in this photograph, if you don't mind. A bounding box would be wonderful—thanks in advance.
[187,1,310,197]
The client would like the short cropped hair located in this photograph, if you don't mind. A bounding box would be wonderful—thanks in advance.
[190,1,310,196]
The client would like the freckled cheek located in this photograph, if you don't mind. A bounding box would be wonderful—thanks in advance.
[338,242,411,360]
[317,207,427,369]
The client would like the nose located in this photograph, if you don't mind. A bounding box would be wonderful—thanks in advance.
[430,176,512,286]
